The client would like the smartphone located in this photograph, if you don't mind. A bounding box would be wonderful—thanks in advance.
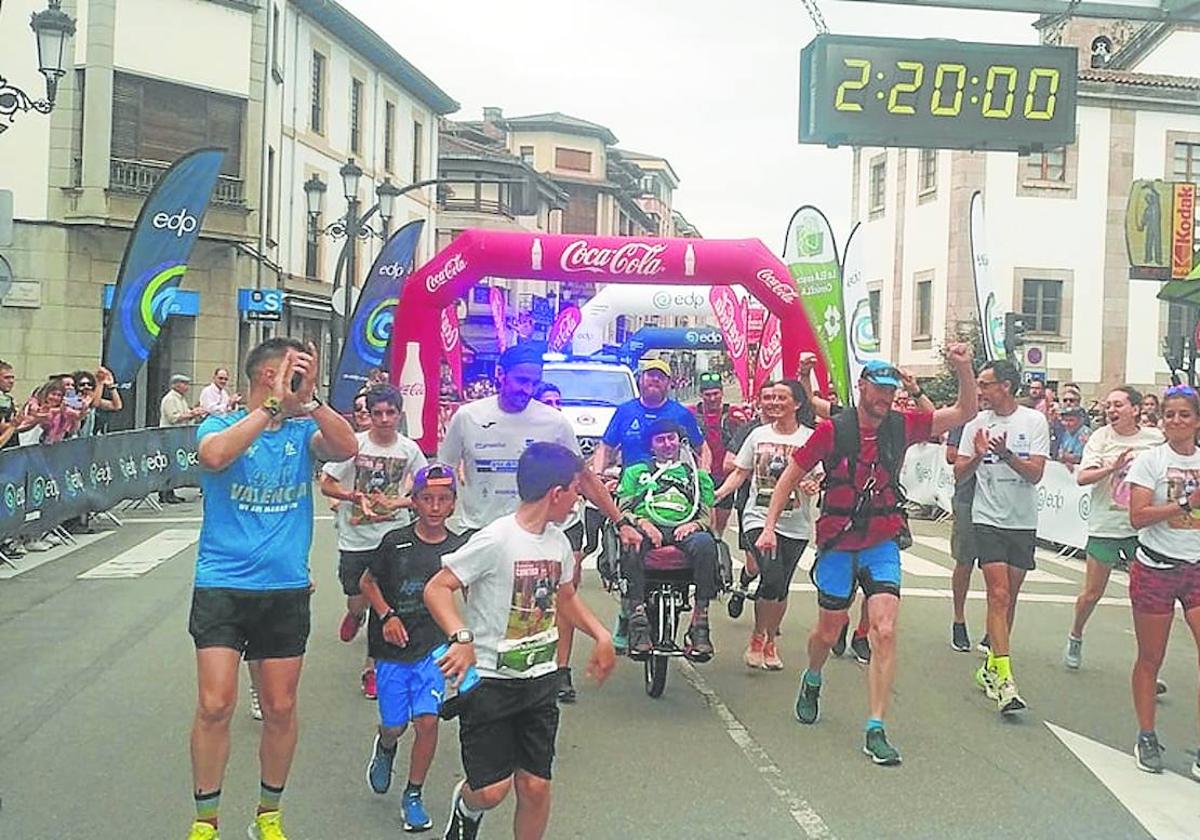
[64,389,84,409]
[290,372,303,392]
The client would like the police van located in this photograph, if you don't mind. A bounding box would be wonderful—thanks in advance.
[540,356,638,457]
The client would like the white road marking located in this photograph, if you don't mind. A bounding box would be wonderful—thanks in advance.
[679,660,838,839]
[0,532,113,580]
[783,582,1128,607]
[1046,722,1200,840]
[78,529,199,579]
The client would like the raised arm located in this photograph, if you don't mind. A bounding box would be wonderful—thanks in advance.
[797,352,833,420]
[930,343,978,438]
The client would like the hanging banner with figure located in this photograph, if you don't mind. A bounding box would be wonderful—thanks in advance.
[440,304,463,395]
[102,148,225,387]
[840,221,881,400]
[489,286,508,352]
[547,304,582,353]
[330,220,424,412]
[753,314,782,398]
[970,191,1005,361]
[784,206,849,403]
[709,286,750,399]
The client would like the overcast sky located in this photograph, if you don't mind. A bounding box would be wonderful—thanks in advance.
[341,0,1039,248]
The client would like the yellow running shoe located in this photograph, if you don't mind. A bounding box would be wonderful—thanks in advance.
[186,821,219,840]
[248,810,288,840]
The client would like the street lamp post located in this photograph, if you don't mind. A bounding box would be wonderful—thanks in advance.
[0,0,76,134]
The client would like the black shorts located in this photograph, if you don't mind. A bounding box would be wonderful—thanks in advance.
[950,502,978,566]
[458,673,559,790]
[743,528,807,601]
[339,548,377,595]
[564,521,584,553]
[188,587,312,661]
[974,524,1036,571]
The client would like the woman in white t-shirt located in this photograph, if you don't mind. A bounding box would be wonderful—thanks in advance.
[1065,387,1163,669]
[714,380,818,672]
[1125,385,1200,776]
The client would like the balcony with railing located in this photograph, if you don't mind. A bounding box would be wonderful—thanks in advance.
[438,195,516,219]
[108,157,246,207]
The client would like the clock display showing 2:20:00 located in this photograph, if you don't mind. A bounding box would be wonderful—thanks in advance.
[834,58,1062,121]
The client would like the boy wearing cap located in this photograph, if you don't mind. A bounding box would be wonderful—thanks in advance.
[359,463,467,832]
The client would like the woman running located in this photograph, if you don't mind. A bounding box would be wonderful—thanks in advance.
[714,380,817,670]
[1126,385,1200,776]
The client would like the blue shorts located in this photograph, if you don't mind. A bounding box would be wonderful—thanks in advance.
[376,653,445,728]
[811,540,902,611]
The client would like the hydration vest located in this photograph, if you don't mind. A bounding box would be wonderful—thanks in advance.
[818,409,911,550]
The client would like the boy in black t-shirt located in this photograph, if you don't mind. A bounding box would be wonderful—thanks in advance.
[359,463,466,833]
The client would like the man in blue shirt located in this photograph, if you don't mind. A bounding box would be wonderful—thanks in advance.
[594,358,708,470]
[185,338,357,840]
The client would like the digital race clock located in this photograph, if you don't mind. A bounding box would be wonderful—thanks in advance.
[799,34,1078,152]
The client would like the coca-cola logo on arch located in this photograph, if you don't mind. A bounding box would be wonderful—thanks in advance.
[398,381,426,397]
[756,267,799,304]
[560,240,667,276]
[711,296,747,358]
[425,253,468,293]
[439,309,459,352]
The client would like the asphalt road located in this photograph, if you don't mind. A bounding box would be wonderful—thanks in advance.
[1,494,1198,840]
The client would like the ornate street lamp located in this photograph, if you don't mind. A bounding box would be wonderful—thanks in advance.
[0,0,77,134]
[339,157,363,205]
[376,177,401,232]
[302,173,327,220]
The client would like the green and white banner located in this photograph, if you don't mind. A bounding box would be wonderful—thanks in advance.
[840,221,882,403]
[784,205,849,403]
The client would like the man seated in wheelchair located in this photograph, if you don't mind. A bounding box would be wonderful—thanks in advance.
[616,418,719,662]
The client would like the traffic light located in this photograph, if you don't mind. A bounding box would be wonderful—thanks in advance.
[1003,312,1026,356]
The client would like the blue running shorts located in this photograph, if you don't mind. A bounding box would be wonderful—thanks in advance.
[811,540,902,611]
[376,653,446,728]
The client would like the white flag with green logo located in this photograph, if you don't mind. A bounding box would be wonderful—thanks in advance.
[970,191,1006,361]
[784,206,849,403]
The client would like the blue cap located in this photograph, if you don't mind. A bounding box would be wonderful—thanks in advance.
[498,343,546,371]
[861,360,901,388]
[413,463,457,495]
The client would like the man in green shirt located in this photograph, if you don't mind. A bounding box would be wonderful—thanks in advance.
[617,419,718,661]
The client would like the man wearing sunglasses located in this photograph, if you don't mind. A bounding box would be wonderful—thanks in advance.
[757,345,977,765]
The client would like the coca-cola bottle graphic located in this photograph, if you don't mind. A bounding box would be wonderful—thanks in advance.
[399,341,425,440]
[531,238,543,271]
[684,243,696,277]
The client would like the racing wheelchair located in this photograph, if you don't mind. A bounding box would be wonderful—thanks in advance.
[596,521,732,698]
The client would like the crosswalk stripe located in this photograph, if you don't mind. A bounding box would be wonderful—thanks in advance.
[78,529,199,579]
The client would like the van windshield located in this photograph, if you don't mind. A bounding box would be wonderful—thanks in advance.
[541,368,636,407]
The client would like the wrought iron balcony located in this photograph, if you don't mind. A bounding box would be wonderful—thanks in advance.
[108,157,246,207]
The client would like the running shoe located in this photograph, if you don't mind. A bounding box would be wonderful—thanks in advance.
[794,671,821,725]
[339,610,365,642]
[443,779,483,840]
[249,687,263,721]
[977,634,991,655]
[951,622,971,653]
[361,668,378,700]
[744,633,766,669]
[684,617,714,662]
[997,679,1027,715]
[627,608,653,658]
[402,788,433,832]
[1134,732,1164,774]
[248,810,288,840]
[186,822,219,840]
[1157,680,1168,696]
[727,588,747,619]
[850,633,872,665]
[863,727,902,766]
[832,622,849,657]
[366,733,396,794]
[762,638,784,671]
[612,613,629,654]
[975,663,999,701]
[1063,635,1083,670]
[557,666,576,704]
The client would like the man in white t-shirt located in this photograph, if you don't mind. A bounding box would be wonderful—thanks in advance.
[438,343,639,543]
[956,360,1049,716]
[321,385,426,698]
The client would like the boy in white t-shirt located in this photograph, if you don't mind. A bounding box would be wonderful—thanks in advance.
[424,443,616,840]
[320,386,426,698]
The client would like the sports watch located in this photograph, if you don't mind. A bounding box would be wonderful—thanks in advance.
[1178,496,1192,513]
[448,628,474,645]
[260,396,282,418]
[301,393,323,414]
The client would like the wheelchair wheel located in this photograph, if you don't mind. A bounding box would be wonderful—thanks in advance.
[645,654,668,698]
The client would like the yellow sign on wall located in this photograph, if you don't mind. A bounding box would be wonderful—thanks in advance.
[1126,179,1173,279]
[1173,183,1196,280]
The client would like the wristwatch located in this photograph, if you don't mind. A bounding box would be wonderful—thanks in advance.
[1178,496,1192,513]
[381,610,398,624]
[301,393,323,414]
[448,628,474,645]
[260,397,282,419]
[617,514,637,530]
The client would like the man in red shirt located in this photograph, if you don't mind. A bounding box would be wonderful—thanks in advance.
[757,345,976,765]
[690,371,749,538]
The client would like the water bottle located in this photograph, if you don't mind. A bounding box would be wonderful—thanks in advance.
[432,642,480,721]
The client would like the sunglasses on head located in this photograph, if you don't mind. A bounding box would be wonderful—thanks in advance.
[863,366,901,383]
[1165,385,1198,398]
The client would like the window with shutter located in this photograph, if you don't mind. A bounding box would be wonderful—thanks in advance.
[110,75,141,160]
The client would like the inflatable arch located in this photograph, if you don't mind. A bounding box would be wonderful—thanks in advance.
[390,229,825,452]
[572,284,747,356]
[616,325,726,367]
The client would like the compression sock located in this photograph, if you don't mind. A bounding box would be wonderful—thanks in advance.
[992,655,1013,682]
[865,717,885,732]
[985,649,996,671]
[803,669,822,687]
[194,789,220,827]
[258,781,284,815]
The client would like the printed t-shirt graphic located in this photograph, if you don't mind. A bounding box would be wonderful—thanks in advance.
[735,424,815,539]
[195,410,318,590]
[1127,444,1200,565]
[957,406,1050,531]
[323,431,426,551]
[1079,425,1162,537]
[498,558,563,678]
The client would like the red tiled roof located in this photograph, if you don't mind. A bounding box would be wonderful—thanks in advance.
[1078,69,1200,90]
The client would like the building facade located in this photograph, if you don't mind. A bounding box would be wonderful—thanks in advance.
[0,0,454,425]
[851,17,1200,399]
